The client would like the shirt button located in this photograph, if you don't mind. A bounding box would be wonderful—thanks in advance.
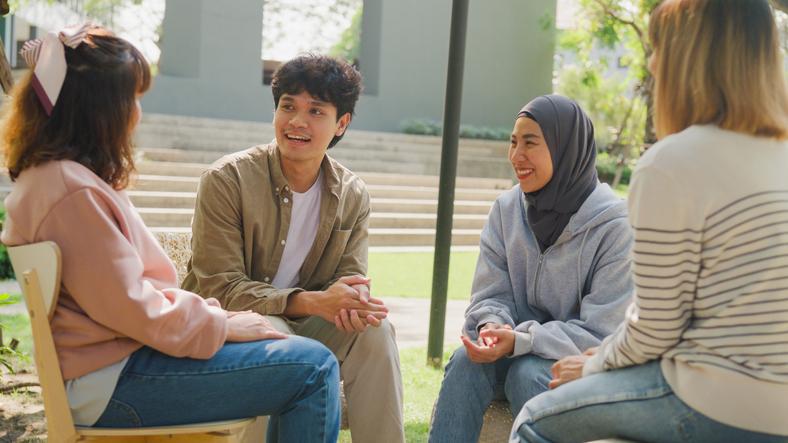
[264,277,270,282]
[281,239,286,245]
[283,197,289,204]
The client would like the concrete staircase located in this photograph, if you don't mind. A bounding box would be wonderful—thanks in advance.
[134,113,514,180]
[3,114,517,248]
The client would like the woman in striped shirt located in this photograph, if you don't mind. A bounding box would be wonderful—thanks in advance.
[511,1,788,442]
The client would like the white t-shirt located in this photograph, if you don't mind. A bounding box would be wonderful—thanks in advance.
[65,356,128,426]
[271,172,323,289]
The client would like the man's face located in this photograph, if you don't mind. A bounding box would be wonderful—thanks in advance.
[273,91,350,165]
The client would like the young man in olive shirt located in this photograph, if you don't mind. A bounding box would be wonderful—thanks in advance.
[183,55,404,443]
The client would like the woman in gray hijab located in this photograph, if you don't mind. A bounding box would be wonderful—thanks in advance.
[429,95,635,443]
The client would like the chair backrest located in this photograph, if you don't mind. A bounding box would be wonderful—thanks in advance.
[9,241,61,320]
[8,241,78,443]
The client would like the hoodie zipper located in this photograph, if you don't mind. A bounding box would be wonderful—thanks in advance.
[532,246,553,306]
[523,185,624,308]
[529,223,559,307]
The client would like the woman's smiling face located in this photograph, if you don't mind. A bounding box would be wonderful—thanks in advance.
[509,117,554,193]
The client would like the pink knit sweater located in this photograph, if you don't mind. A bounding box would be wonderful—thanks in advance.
[1,160,228,380]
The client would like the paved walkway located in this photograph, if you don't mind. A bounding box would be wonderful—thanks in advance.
[386,297,469,349]
[0,279,469,349]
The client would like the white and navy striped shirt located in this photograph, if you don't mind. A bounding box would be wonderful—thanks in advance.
[584,125,788,435]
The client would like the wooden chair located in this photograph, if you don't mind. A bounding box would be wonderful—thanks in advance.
[8,241,259,443]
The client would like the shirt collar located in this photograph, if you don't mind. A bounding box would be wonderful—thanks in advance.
[268,142,341,199]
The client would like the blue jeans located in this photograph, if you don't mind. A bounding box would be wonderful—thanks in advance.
[93,336,340,443]
[429,346,554,443]
[511,360,788,443]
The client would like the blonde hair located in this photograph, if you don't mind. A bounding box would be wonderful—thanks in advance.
[649,0,788,139]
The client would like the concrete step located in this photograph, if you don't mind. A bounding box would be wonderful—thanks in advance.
[137,149,510,179]
[359,172,511,190]
[134,162,513,189]
[365,184,504,201]
[136,130,504,159]
[141,214,481,247]
[371,198,492,215]
[369,213,487,230]
[128,191,196,209]
[137,207,488,230]
[137,208,194,227]
[139,146,505,167]
[367,228,481,247]
[129,176,506,201]
[136,161,208,177]
[131,196,493,216]
[130,175,201,192]
[138,113,506,153]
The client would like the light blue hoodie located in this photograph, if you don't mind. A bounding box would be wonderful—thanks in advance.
[464,181,634,359]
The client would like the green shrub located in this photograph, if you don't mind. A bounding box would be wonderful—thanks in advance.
[596,151,633,185]
[400,119,442,136]
[400,118,510,141]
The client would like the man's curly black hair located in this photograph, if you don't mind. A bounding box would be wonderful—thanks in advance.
[271,54,363,148]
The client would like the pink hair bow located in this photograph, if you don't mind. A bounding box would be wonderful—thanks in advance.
[19,23,92,116]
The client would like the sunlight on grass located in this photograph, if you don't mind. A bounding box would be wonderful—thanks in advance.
[369,251,478,300]
[0,312,34,374]
[339,346,450,443]
[0,313,32,355]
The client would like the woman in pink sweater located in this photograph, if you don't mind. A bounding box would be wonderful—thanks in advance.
[1,24,341,442]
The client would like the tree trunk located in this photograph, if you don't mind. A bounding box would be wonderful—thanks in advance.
[612,163,624,189]
[642,73,656,148]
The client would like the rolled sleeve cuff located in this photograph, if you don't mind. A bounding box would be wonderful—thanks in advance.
[252,288,304,316]
[510,331,533,357]
[582,352,605,377]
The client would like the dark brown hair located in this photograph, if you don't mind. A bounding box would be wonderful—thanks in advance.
[2,27,151,189]
[271,54,362,148]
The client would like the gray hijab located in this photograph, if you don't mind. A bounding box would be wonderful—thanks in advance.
[518,95,598,251]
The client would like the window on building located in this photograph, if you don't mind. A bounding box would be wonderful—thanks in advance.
[261,0,363,85]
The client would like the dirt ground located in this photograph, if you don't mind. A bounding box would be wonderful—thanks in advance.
[0,370,46,442]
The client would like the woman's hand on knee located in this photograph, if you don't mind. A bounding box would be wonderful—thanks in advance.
[226,312,289,342]
[548,354,589,389]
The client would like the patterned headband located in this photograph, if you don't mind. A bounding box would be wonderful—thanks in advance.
[19,23,92,116]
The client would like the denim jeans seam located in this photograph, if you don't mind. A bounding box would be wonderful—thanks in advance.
[514,419,553,443]
[123,359,325,379]
[318,379,327,442]
[527,384,674,423]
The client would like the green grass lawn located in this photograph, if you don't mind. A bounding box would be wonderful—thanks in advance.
[339,346,450,443]
[0,311,33,374]
[0,313,32,355]
[368,251,478,300]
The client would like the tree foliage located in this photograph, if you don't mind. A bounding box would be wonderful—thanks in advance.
[556,0,659,187]
[329,5,362,64]
[263,0,362,60]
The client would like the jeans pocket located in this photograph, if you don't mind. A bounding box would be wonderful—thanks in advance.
[93,398,143,427]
